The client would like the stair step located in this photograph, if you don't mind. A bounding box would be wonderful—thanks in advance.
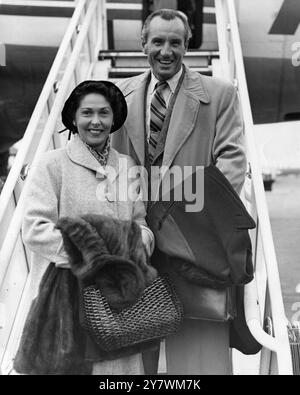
[99,50,219,58]
[108,66,212,78]
[99,50,219,69]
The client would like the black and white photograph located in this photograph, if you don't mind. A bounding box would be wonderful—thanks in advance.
[0,0,299,379]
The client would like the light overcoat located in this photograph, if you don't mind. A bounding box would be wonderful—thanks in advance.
[112,66,246,195]
[111,66,248,374]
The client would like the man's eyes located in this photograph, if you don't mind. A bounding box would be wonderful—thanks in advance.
[170,40,183,46]
[152,39,182,46]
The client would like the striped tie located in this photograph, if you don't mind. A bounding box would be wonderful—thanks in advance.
[149,81,168,164]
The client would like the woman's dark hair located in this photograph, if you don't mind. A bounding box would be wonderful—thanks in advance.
[61,80,127,134]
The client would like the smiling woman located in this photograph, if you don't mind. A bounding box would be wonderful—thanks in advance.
[15,79,155,375]
[74,93,114,152]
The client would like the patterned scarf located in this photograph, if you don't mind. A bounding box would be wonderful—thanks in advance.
[85,137,111,167]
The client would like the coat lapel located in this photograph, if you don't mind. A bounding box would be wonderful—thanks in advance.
[123,71,150,166]
[66,134,120,181]
[162,67,210,169]
[67,135,100,171]
[163,90,199,168]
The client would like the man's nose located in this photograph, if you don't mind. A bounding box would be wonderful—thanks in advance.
[160,42,172,57]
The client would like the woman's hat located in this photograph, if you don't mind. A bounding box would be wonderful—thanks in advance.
[61,80,127,134]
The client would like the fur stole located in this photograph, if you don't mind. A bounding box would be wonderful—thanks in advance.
[14,216,157,375]
[56,214,157,311]
[14,265,90,375]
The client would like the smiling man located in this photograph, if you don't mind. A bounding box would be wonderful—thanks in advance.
[142,12,187,81]
[112,9,247,375]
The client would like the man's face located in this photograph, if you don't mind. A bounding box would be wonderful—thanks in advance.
[142,16,187,81]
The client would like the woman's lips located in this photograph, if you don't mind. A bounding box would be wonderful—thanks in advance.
[88,129,103,135]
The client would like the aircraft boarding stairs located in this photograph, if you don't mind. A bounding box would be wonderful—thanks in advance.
[0,0,296,375]
[98,49,217,78]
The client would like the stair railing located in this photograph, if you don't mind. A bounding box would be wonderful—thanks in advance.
[215,0,293,375]
[0,0,107,374]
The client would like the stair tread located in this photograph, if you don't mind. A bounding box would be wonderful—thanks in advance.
[99,50,219,58]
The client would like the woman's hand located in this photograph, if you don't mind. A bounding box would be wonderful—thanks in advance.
[140,225,155,256]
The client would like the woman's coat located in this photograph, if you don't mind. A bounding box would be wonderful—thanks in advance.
[22,134,149,301]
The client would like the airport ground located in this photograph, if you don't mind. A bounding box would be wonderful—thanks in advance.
[266,172,300,322]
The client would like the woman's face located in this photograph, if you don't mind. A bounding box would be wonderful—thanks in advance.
[74,93,114,152]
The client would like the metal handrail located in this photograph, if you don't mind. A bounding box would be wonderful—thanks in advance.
[214,0,230,80]
[0,0,102,289]
[0,0,86,224]
[0,0,108,373]
[215,0,293,374]
[0,0,75,6]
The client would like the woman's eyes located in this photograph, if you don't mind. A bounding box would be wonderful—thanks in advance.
[81,110,110,116]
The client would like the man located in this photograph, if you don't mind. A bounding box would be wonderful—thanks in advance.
[143,1,203,48]
[112,9,247,375]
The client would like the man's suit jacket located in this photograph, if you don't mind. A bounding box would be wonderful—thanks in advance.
[111,65,247,196]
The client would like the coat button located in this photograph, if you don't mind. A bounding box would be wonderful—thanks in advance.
[106,193,115,202]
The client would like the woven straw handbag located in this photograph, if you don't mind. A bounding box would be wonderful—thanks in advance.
[81,275,184,352]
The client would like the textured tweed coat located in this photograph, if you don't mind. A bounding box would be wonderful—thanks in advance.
[20,134,153,374]
[22,134,151,302]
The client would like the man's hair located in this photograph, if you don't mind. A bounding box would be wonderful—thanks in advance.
[141,9,192,48]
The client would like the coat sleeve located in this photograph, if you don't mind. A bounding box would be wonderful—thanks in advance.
[22,154,69,266]
[212,83,247,194]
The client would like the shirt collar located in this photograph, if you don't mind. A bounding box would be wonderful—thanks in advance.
[150,66,183,94]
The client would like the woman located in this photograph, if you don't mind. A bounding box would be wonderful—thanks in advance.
[20,80,154,374]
